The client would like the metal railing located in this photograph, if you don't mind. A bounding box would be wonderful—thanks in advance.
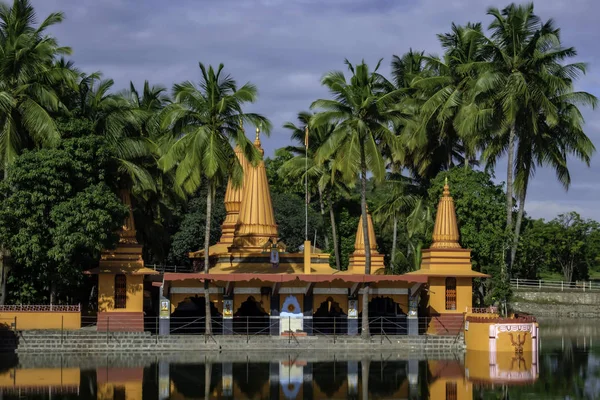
[511,278,600,292]
[0,304,80,312]
[75,315,459,337]
[147,264,192,273]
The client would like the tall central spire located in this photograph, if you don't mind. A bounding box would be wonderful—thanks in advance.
[231,125,278,250]
[431,178,461,249]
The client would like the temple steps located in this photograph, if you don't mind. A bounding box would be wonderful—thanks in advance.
[12,331,465,353]
[428,314,464,335]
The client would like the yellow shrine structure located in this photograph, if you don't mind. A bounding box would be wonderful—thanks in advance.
[90,126,493,336]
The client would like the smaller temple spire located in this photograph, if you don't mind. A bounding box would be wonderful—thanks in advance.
[431,179,461,249]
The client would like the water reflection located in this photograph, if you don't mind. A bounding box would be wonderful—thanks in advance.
[0,318,597,399]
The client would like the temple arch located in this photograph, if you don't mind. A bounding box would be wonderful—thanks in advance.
[233,296,270,334]
[313,296,347,335]
[170,296,222,334]
[359,296,407,335]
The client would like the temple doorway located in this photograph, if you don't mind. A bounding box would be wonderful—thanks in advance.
[233,296,270,335]
[170,296,222,335]
[358,297,407,335]
[313,297,347,335]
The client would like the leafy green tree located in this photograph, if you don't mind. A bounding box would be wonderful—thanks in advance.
[312,59,402,337]
[0,0,76,304]
[272,192,323,253]
[168,187,226,266]
[544,212,599,282]
[0,136,127,303]
[159,63,271,334]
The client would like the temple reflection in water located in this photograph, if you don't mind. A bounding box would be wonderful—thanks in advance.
[0,350,538,400]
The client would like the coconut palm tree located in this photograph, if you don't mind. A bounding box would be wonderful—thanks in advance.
[0,0,76,304]
[468,3,597,274]
[279,111,351,270]
[372,174,418,269]
[311,59,403,337]
[159,63,271,334]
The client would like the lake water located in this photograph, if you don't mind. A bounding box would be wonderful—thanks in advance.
[0,318,598,399]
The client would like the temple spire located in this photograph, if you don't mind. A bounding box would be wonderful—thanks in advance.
[231,123,277,250]
[352,206,378,254]
[431,179,461,249]
[218,120,249,245]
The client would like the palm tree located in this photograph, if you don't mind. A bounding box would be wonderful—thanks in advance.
[159,63,271,334]
[469,3,597,274]
[311,59,403,337]
[372,174,417,269]
[279,111,351,270]
[0,0,75,304]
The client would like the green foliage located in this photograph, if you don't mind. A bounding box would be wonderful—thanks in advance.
[168,187,226,266]
[271,192,323,252]
[0,136,127,303]
[515,212,600,282]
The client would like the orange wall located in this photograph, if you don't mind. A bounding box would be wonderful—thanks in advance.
[464,321,490,352]
[429,277,472,314]
[0,368,80,387]
[0,312,80,330]
[98,274,144,313]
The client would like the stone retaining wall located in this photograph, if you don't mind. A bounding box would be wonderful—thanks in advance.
[11,331,465,354]
[512,290,600,317]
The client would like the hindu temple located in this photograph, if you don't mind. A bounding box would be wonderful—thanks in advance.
[90,127,491,337]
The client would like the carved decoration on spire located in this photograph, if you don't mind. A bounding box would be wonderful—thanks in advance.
[431,179,461,249]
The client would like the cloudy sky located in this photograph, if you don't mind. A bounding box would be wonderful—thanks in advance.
[31,0,600,221]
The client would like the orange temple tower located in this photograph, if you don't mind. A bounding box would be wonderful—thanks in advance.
[347,207,385,274]
[407,178,488,334]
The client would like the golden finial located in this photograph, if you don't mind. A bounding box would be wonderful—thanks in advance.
[255,124,261,141]
[239,117,244,132]
[443,177,450,197]
[253,123,263,154]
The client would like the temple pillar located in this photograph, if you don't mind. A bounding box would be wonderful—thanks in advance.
[270,294,280,335]
[158,292,170,336]
[269,361,280,400]
[303,362,313,400]
[407,289,419,336]
[223,296,233,335]
[347,298,358,336]
[303,294,313,336]
[347,361,358,396]
[222,362,233,398]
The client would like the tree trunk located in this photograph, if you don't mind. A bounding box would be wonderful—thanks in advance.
[391,215,398,265]
[504,124,516,277]
[360,143,371,338]
[318,186,329,250]
[327,191,341,270]
[204,182,213,335]
[510,186,527,278]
